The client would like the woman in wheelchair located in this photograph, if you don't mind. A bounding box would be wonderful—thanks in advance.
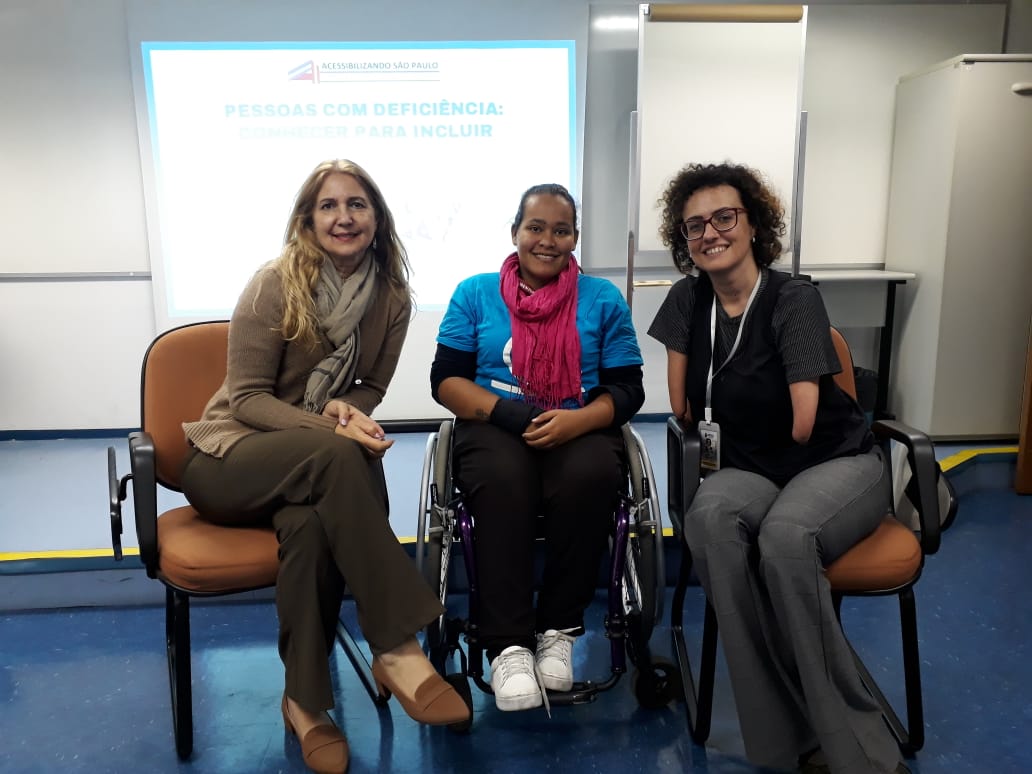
[648,163,906,774]
[429,183,645,712]
[180,160,468,774]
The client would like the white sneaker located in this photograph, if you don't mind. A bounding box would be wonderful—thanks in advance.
[490,646,542,711]
[535,628,576,692]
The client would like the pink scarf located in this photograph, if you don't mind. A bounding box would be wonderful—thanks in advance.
[499,252,582,410]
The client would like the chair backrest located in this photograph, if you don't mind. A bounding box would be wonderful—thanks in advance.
[141,321,230,489]
[829,327,857,400]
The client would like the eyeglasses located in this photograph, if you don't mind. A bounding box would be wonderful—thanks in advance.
[679,207,748,241]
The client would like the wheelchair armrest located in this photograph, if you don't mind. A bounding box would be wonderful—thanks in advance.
[128,431,160,577]
[870,419,942,555]
[666,416,702,538]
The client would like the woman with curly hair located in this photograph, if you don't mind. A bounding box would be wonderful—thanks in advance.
[181,159,468,774]
[648,162,906,774]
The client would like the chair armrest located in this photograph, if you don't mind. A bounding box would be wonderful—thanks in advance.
[666,416,701,538]
[107,446,124,561]
[871,419,941,555]
[128,431,160,577]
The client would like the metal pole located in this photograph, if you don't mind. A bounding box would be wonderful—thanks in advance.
[790,110,808,278]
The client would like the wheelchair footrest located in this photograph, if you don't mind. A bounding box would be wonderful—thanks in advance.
[547,681,603,706]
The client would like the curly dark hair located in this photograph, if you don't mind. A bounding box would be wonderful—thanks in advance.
[657,162,786,273]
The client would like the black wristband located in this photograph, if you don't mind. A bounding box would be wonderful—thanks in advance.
[489,399,543,436]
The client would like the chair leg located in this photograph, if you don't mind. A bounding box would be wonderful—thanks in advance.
[842,588,923,756]
[695,602,718,743]
[334,618,385,706]
[670,546,716,743]
[898,587,924,754]
[166,587,193,760]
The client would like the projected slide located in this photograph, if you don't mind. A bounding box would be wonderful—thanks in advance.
[140,41,575,325]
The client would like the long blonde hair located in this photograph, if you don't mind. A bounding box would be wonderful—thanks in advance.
[272,159,412,343]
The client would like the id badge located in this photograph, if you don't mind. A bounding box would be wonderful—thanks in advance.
[698,420,721,472]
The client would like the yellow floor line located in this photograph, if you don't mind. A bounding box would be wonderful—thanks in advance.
[2,447,1016,564]
[0,547,137,563]
[938,446,1017,472]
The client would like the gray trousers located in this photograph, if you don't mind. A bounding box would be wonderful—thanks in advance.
[682,448,902,773]
[181,429,443,712]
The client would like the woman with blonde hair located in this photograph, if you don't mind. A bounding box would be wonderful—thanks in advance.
[181,159,468,774]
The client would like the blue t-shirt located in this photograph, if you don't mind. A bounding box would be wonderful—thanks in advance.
[437,272,643,408]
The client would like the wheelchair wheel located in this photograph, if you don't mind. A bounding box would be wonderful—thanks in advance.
[620,426,665,646]
[632,659,683,709]
[418,421,454,666]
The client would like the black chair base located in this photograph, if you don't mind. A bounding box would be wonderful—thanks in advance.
[164,584,381,759]
[669,564,926,755]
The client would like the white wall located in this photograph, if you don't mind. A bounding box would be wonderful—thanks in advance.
[0,0,1017,431]
[800,4,1005,266]
[1007,0,1032,51]
[0,0,156,430]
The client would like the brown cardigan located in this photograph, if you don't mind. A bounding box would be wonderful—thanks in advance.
[184,264,412,457]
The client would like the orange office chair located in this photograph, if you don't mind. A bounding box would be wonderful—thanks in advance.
[666,327,956,756]
[107,321,381,759]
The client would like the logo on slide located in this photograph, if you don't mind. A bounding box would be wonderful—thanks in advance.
[288,60,319,83]
[286,58,442,85]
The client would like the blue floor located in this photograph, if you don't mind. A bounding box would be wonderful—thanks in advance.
[1,431,1030,773]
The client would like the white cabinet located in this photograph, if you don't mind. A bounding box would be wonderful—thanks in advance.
[885,55,1032,439]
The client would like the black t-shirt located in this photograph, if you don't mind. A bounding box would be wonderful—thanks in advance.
[648,269,839,382]
[648,269,872,485]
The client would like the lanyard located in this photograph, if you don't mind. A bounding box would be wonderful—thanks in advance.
[704,271,762,423]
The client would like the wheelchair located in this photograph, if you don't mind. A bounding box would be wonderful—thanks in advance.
[415,420,680,728]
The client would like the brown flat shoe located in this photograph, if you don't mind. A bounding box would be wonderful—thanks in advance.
[281,694,349,774]
[371,659,471,726]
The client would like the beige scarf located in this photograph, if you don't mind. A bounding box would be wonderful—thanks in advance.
[302,253,377,413]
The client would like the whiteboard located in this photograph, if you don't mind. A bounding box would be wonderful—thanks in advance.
[634,6,806,260]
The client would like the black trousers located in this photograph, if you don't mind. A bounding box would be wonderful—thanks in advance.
[452,421,625,661]
[181,429,443,711]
